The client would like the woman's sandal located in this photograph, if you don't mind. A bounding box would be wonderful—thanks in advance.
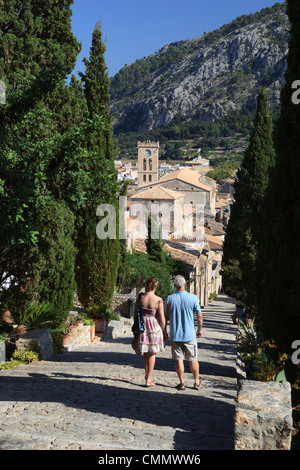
[193,382,201,390]
[175,383,186,391]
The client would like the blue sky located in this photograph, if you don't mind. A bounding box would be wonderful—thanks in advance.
[70,0,285,78]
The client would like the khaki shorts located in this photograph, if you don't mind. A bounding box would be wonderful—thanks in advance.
[171,339,198,361]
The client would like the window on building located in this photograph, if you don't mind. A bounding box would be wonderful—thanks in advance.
[149,175,152,182]
[149,158,152,171]
[143,158,147,171]
[143,175,146,182]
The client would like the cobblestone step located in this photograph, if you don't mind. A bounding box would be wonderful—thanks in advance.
[0,294,238,451]
[0,413,177,450]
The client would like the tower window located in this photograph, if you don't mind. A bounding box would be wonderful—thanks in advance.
[149,158,152,171]
[143,175,146,182]
[149,175,152,182]
[143,158,147,171]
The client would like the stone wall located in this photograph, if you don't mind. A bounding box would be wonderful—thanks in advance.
[234,380,293,450]
[66,325,96,352]
[111,278,145,318]
[110,294,132,317]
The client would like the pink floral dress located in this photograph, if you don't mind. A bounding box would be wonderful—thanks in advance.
[139,298,165,354]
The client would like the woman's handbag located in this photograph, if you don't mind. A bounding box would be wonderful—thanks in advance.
[131,293,145,333]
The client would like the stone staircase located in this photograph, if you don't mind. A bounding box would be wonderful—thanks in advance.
[0,295,294,451]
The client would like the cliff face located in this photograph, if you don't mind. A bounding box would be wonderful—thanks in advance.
[110,3,289,133]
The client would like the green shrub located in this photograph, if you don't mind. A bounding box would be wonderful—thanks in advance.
[118,250,177,300]
[240,350,278,382]
[11,350,40,363]
[0,320,14,335]
[0,361,22,370]
[107,311,120,322]
[51,329,63,355]
[83,319,95,326]
[237,318,258,352]
[77,311,89,321]
[0,349,40,370]
[86,305,120,322]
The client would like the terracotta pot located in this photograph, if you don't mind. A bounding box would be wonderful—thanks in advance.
[92,318,107,333]
[62,334,71,345]
[1,308,12,323]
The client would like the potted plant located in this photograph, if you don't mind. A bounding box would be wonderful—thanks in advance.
[11,301,59,331]
[76,311,88,331]
[87,304,108,333]
[61,322,72,346]
[69,316,80,337]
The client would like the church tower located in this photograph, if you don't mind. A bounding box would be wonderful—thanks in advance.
[137,140,159,187]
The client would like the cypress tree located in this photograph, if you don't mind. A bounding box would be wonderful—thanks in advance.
[146,215,164,263]
[21,199,77,322]
[256,0,300,353]
[79,21,114,161]
[75,22,120,313]
[222,89,275,308]
[0,1,83,316]
[0,0,81,245]
[0,0,80,126]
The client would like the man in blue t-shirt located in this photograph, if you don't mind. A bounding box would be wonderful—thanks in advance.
[165,275,202,390]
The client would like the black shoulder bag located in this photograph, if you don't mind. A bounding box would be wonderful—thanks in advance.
[131,293,145,333]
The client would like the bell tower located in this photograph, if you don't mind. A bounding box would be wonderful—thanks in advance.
[137,140,159,187]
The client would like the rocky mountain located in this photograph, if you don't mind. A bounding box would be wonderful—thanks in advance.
[110,2,289,133]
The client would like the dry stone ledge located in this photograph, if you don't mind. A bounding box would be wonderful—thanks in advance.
[16,328,54,360]
[234,380,293,450]
[102,316,133,340]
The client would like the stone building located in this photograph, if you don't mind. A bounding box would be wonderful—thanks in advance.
[130,185,192,241]
[137,167,216,216]
[137,140,159,187]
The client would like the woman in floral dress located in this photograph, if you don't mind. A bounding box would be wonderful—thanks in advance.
[134,277,166,387]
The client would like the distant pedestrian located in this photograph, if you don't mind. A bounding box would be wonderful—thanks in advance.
[165,275,202,390]
[133,277,166,387]
[231,304,244,324]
